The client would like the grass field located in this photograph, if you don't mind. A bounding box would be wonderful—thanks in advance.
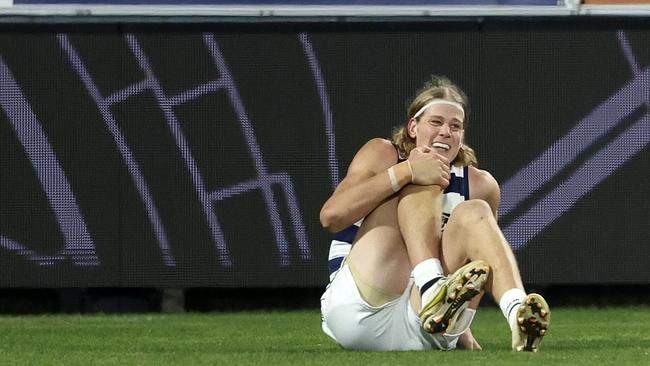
[0,307,648,365]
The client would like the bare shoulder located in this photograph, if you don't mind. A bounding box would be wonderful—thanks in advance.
[468,166,499,191]
[468,165,500,210]
[360,138,398,158]
[349,138,399,173]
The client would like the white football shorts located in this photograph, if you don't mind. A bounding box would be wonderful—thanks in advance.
[320,263,473,351]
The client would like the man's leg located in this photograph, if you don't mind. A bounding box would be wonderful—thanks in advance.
[345,196,413,304]
[440,199,551,352]
[397,185,489,333]
[397,184,443,267]
[346,185,447,304]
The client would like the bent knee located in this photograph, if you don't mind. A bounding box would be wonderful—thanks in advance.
[449,200,494,226]
[399,184,443,199]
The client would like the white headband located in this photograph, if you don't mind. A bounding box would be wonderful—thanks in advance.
[413,99,465,119]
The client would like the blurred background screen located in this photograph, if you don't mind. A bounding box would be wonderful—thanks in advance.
[1,19,649,288]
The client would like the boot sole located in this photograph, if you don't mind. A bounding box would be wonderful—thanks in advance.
[419,260,490,334]
[514,293,551,352]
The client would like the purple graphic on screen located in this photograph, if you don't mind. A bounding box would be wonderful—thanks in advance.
[57,34,177,267]
[501,30,650,250]
[618,30,641,76]
[56,33,312,266]
[123,34,234,267]
[5,29,646,269]
[298,32,340,189]
[0,58,98,266]
[499,69,649,217]
[504,112,650,249]
[202,33,310,264]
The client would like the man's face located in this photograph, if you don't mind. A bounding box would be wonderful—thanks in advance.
[407,101,465,163]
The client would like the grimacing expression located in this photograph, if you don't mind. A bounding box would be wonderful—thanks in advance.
[407,101,465,162]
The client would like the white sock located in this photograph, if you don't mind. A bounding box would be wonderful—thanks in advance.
[412,258,444,293]
[499,288,526,330]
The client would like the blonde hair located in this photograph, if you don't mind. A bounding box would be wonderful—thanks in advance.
[391,75,478,167]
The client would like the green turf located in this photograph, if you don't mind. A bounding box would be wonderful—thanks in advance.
[0,307,648,365]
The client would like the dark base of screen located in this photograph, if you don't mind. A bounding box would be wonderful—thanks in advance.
[0,284,649,314]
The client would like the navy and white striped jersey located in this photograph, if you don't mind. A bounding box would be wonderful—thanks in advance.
[326,165,470,280]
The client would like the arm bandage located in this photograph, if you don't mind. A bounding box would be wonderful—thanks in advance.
[388,167,400,192]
